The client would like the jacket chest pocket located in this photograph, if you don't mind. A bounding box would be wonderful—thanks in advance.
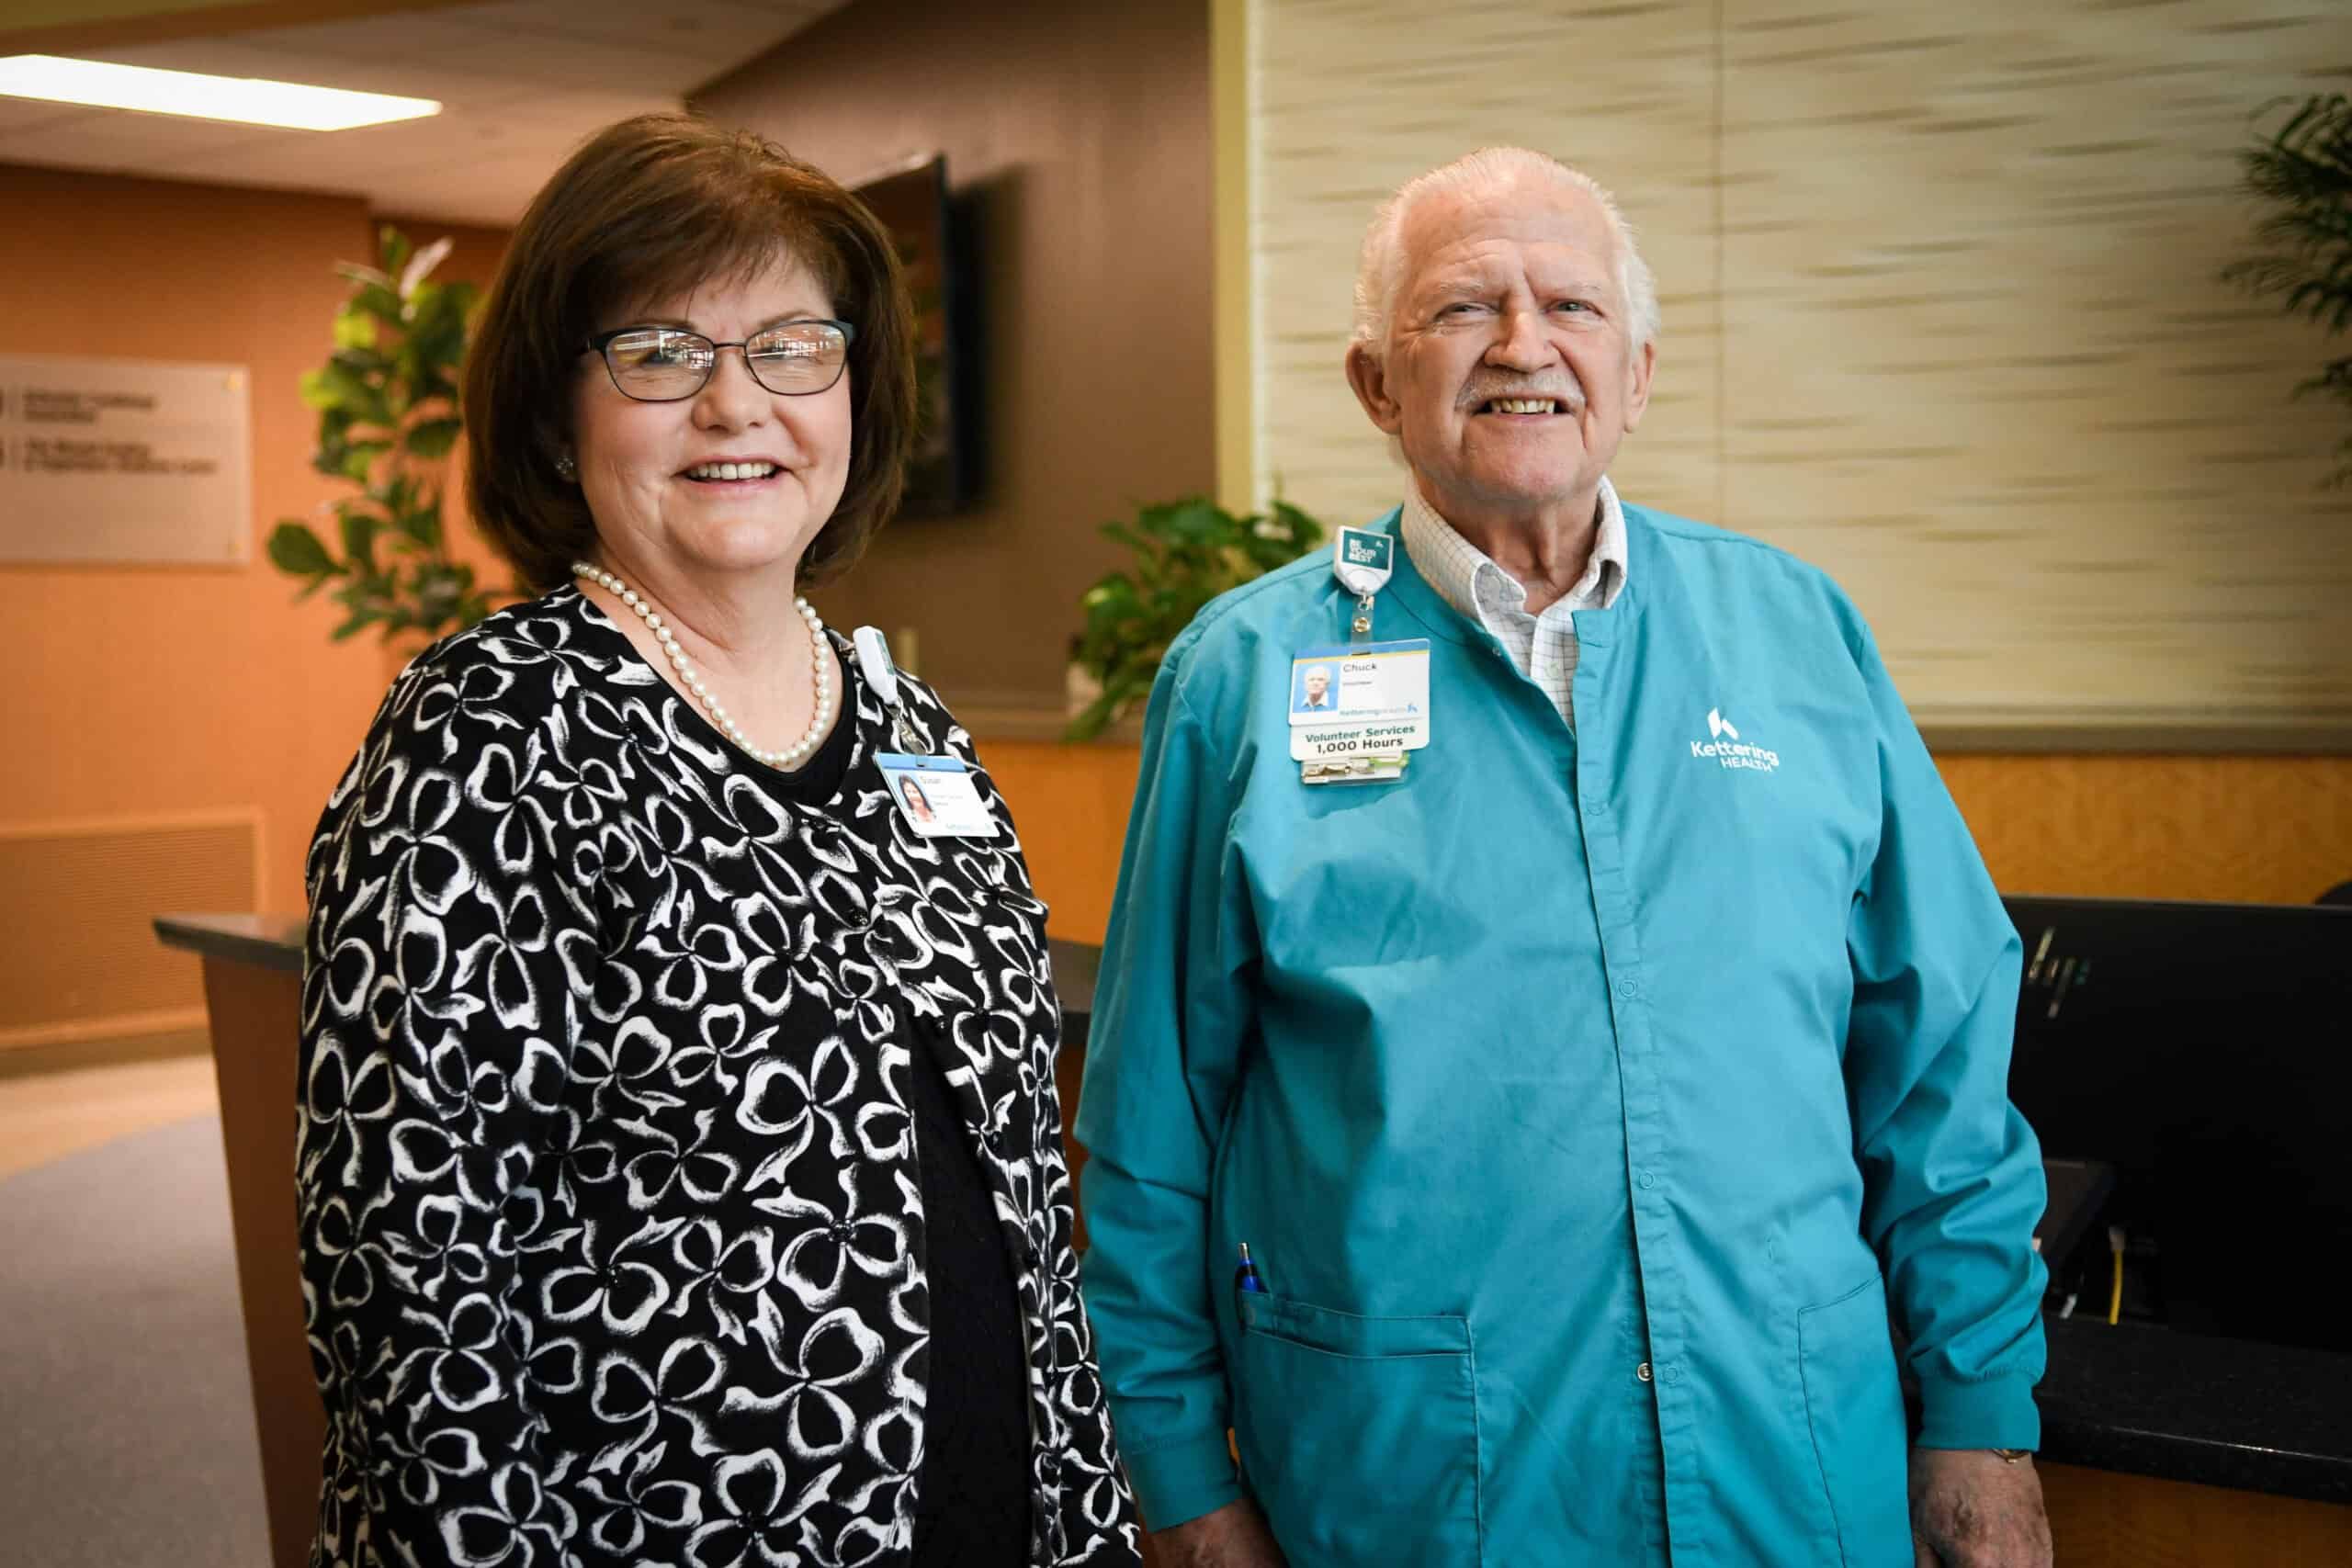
[1233,1292,1483,1565]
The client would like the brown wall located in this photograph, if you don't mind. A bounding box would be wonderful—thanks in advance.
[692,0,1216,710]
[989,742,2352,947]
[0,163,507,918]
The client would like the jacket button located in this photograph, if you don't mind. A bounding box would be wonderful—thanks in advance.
[1637,1170,1658,1190]
[1616,978,1640,1000]
[1636,1361,1653,1382]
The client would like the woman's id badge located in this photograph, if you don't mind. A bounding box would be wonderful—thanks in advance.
[876,752,1000,838]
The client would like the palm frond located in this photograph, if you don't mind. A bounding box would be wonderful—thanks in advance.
[2226,94,2352,484]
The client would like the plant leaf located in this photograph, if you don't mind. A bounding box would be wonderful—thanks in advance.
[395,495,444,548]
[403,416,464,460]
[378,224,413,279]
[266,521,337,577]
[339,508,379,570]
[347,281,404,327]
[339,440,390,482]
[400,235,454,301]
[332,310,379,352]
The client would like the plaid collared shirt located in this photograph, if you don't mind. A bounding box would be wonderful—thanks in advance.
[1397,476,1629,728]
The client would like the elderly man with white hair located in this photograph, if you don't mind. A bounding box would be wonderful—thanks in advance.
[1075,147,2053,1567]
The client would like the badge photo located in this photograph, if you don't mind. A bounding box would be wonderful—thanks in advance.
[1292,658,1341,716]
[876,752,1000,839]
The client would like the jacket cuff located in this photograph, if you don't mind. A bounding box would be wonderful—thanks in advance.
[1123,1429,1241,1533]
[1913,1371,2041,1452]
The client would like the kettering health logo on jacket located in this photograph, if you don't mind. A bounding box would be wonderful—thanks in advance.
[1691,707,1780,773]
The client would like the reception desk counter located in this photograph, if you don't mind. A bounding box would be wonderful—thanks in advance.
[156,915,2352,1568]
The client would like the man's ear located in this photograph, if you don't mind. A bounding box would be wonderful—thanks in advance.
[1345,341,1405,436]
[1620,337,1657,434]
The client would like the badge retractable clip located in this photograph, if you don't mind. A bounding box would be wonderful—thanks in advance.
[852,625,924,754]
[1331,526,1394,645]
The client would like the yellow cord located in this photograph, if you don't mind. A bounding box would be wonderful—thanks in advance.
[2108,1240,2124,1325]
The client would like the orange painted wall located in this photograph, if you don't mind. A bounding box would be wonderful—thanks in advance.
[0,163,508,915]
[982,740,1146,942]
[981,741,2352,945]
[1939,755,2352,907]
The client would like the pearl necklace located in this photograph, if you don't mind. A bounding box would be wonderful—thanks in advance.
[571,561,834,770]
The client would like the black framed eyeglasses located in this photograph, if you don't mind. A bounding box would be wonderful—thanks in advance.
[583,320,856,401]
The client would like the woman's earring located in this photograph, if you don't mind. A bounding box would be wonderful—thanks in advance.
[555,452,578,480]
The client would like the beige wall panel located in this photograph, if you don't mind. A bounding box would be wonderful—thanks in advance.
[1250,0,2352,736]
[1721,1,2352,726]
[1250,0,1723,530]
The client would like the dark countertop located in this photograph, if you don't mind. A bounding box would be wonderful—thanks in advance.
[2036,1315,2352,1503]
[155,912,306,975]
[153,915,2352,1505]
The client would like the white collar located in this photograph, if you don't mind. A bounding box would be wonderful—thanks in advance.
[1399,475,1628,625]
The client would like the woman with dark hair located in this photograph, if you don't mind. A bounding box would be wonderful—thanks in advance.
[296,114,1139,1567]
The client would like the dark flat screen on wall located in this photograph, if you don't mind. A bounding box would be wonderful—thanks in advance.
[852,153,975,515]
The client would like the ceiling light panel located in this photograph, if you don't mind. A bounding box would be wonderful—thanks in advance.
[0,54,441,131]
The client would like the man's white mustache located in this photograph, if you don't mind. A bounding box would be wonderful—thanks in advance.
[1459,378,1587,412]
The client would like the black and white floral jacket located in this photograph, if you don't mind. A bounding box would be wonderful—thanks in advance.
[296,587,1141,1567]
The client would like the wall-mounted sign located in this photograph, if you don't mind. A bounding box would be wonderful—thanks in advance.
[0,354,252,565]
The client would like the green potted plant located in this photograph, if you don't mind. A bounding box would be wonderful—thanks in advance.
[266,224,506,643]
[1064,495,1325,740]
[2223,92,2352,486]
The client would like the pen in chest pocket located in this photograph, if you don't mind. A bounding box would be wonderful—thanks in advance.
[1234,1242,1266,1297]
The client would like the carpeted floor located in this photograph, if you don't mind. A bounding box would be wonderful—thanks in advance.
[0,1112,271,1567]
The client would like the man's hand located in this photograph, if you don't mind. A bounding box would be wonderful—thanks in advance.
[1150,1497,1288,1568]
[1909,1448,2054,1568]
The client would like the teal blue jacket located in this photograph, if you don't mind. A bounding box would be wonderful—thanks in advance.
[1075,505,2047,1566]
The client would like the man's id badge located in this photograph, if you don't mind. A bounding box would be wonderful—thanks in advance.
[1287,638,1431,768]
[876,752,1000,839]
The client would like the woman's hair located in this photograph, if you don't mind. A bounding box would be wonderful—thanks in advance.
[466,112,918,592]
